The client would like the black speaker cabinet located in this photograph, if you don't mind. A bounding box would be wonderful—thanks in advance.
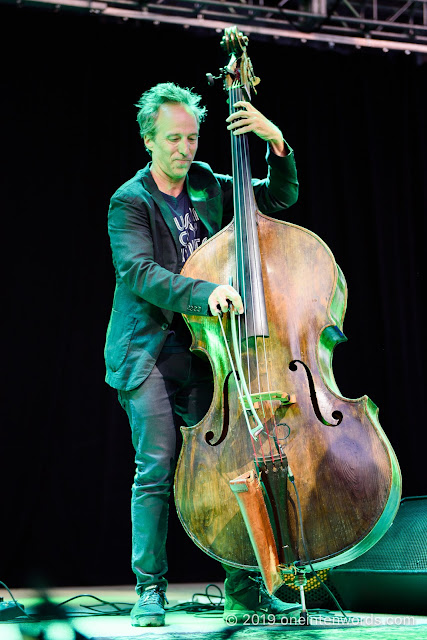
[329,496,427,615]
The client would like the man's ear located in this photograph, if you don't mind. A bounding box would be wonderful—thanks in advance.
[144,135,153,152]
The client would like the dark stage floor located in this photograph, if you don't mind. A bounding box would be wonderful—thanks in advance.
[1,584,427,640]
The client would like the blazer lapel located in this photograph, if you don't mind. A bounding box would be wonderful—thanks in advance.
[139,162,223,248]
[186,165,222,238]
[139,165,182,256]
[186,187,216,238]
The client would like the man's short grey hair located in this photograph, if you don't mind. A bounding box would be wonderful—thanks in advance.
[135,82,207,141]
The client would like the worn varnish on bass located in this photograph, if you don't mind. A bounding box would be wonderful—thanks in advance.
[174,27,401,590]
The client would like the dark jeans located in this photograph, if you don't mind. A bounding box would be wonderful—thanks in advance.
[118,349,214,594]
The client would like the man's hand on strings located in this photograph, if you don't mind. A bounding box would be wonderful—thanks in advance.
[226,101,286,156]
[208,285,244,317]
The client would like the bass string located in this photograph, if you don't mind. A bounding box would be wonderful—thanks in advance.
[238,98,285,461]
[231,84,269,459]
[236,91,283,462]
[230,84,282,461]
[232,85,255,394]
[233,85,273,461]
[230,84,249,390]
[229,84,244,370]
[230,85,269,459]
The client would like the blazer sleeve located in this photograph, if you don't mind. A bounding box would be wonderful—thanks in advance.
[254,145,299,215]
[108,193,218,316]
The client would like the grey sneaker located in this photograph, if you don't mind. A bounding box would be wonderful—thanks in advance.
[130,585,168,627]
[223,575,301,623]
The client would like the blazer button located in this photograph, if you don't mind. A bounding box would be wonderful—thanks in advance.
[161,323,169,331]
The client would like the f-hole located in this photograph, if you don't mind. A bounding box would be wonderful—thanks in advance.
[205,371,233,446]
[289,359,343,426]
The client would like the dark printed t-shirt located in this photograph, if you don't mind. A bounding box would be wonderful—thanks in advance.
[161,189,208,266]
[161,189,208,351]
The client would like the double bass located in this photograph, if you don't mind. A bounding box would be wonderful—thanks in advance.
[174,27,401,595]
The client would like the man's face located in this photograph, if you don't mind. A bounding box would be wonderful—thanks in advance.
[145,103,199,184]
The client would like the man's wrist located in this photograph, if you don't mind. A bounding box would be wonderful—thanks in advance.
[269,137,286,157]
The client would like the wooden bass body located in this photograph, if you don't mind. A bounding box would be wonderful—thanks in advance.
[174,213,402,571]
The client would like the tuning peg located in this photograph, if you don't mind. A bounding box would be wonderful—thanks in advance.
[206,72,223,86]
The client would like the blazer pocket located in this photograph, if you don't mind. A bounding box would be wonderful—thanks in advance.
[105,309,138,373]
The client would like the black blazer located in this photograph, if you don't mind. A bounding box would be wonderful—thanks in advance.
[105,148,298,390]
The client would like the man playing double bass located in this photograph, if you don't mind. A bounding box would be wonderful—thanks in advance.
[104,82,300,627]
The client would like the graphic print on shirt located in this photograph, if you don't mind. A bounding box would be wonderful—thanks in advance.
[173,206,208,263]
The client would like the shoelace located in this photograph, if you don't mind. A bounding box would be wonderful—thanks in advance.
[141,586,169,606]
[249,575,273,605]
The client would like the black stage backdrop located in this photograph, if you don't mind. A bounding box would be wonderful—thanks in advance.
[2,6,426,589]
